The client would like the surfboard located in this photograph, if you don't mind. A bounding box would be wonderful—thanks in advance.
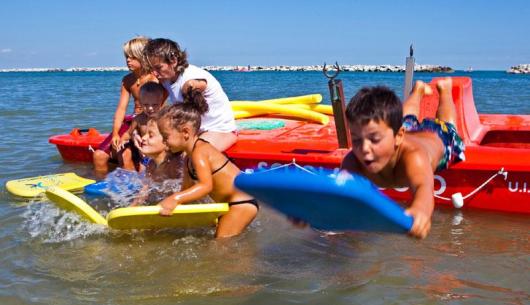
[45,186,108,225]
[6,173,96,197]
[235,166,413,233]
[106,204,229,230]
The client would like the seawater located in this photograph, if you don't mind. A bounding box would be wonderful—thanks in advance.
[0,71,529,305]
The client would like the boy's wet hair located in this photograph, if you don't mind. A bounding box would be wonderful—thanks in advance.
[345,86,403,134]
[157,89,208,133]
[143,38,189,75]
[140,81,166,102]
[123,36,150,68]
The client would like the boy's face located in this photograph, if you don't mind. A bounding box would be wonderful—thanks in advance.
[141,121,166,156]
[148,56,177,82]
[158,119,186,153]
[125,56,142,72]
[349,119,402,174]
[140,91,164,118]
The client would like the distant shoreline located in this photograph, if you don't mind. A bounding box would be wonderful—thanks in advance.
[0,64,528,73]
[0,64,454,73]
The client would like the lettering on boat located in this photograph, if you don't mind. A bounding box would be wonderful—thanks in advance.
[508,180,529,193]
[250,161,448,195]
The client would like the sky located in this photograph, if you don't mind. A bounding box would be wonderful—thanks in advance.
[1,0,529,70]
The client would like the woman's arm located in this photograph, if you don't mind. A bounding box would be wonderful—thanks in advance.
[182,79,207,93]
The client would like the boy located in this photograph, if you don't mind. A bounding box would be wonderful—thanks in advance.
[341,78,465,238]
[117,81,167,167]
[93,36,158,177]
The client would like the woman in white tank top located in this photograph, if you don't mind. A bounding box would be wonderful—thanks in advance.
[143,38,237,151]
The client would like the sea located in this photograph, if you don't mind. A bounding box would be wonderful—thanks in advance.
[0,70,529,305]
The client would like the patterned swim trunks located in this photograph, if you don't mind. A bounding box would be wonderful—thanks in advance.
[402,114,465,171]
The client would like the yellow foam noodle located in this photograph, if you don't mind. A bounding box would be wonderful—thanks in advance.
[6,173,96,197]
[45,187,108,225]
[231,102,329,124]
[233,104,333,118]
[285,104,333,115]
[107,204,229,230]
[232,94,322,105]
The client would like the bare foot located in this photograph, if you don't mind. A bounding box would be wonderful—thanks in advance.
[436,77,453,94]
[414,80,433,96]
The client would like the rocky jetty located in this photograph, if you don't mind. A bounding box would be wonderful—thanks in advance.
[203,64,453,73]
[507,64,530,74]
[0,67,128,73]
[1,64,454,73]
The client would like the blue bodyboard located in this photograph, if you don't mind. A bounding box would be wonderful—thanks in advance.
[235,167,413,233]
[84,169,142,196]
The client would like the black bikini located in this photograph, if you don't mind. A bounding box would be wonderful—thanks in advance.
[186,138,259,210]
[187,138,230,181]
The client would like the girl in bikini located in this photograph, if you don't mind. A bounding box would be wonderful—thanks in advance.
[155,89,258,238]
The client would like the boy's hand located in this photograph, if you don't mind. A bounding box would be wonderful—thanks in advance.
[132,130,142,150]
[111,133,121,150]
[158,196,179,216]
[405,207,431,239]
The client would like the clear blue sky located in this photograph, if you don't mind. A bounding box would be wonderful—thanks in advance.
[1,0,529,70]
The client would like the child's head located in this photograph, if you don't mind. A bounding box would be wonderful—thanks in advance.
[123,36,150,72]
[140,119,167,158]
[345,86,404,173]
[143,38,189,82]
[156,90,208,153]
[139,82,166,118]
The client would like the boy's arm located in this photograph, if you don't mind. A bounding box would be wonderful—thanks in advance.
[402,150,435,239]
[118,119,137,149]
[111,79,132,149]
[159,152,213,216]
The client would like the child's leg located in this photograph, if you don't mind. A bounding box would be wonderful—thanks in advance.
[118,147,136,171]
[402,80,433,118]
[215,204,257,238]
[435,78,457,126]
[201,131,237,152]
[93,149,110,176]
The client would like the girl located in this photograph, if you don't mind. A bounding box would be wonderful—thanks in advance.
[143,38,237,152]
[93,36,161,176]
[156,89,258,238]
[130,119,183,206]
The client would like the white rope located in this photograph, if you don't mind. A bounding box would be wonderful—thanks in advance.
[433,167,508,201]
[246,159,317,175]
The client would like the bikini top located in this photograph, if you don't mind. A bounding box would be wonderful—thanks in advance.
[187,138,230,181]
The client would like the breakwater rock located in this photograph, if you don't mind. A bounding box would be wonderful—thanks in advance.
[0,67,128,73]
[507,64,530,74]
[1,64,454,73]
[203,64,454,73]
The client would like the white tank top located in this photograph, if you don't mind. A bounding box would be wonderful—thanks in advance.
[162,65,236,133]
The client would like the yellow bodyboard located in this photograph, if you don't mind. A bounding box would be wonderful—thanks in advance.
[45,187,108,225]
[6,173,95,197]
[107,204,229,230]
